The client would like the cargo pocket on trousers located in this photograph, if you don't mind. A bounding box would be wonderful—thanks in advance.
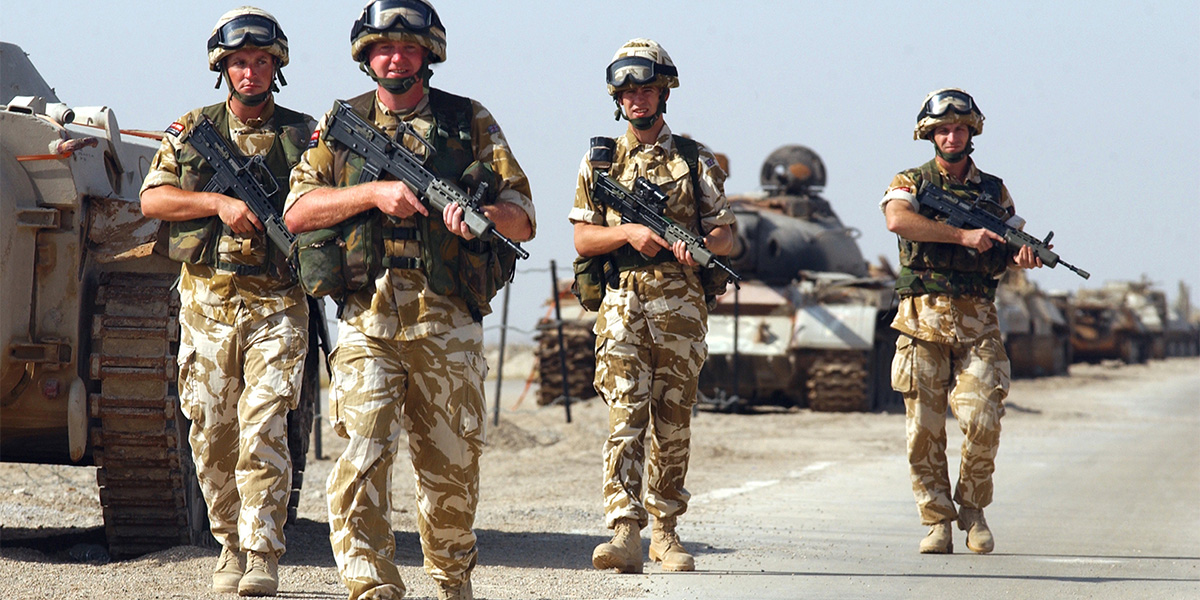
[327,344,349,439]
[454,351,487,446]
[177,348,203,424]
[891,335,917,394]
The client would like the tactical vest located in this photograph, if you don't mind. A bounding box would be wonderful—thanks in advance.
[333,89,516,319]
[168,102,308,281]
[895,159,1011,300]
[611,134,703,272]
[606,135,731,309]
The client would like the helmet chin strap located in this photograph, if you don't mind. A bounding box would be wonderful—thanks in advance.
[361,61,433,95]
[935,140,974,163]
[612,88,669,130]
[221,70,273,107]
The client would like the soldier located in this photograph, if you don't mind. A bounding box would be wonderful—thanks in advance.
[881,88,1044,555]
[139,6,314,596]
[283,2,534,599]
[571,39,736,574]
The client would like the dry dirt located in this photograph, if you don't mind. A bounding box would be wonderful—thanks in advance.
[1,356,1195,599]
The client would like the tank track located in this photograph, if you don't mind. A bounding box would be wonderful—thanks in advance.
[805,350,871,412]
[89,272,207,559]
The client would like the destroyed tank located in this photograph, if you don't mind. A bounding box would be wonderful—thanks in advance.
[996,269,1072,377]
[0,43,323,558]
[1068,280,1153,364]
[697,145,901,412]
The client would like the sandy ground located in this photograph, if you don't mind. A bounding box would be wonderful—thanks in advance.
[0,356,1196,599]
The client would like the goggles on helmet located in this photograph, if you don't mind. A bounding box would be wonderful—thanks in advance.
[918,89,978,120]
[207,14,285,52]
[605,56,677,89]
[352,0,442,39]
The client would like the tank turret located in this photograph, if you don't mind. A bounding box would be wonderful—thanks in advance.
[699,146,899,412]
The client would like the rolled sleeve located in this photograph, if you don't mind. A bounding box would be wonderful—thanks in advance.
[470,100,536,238]
[881,172,919,213]
[569,156,604,225]
[284,113,334,216]
[140,115,193,195]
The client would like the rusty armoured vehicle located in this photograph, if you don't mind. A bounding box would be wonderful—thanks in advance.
[1068,281,1153,364]
[0,43,323,558]
[996,269,1072,377]
[696,145,900,412]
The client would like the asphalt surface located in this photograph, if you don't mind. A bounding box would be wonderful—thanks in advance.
[637,364,1200,600]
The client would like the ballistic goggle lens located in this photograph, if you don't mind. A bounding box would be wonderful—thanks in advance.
[208,14,284,51]
[920,90,977,119]
[606,56,677,89]
[361,0,438,33]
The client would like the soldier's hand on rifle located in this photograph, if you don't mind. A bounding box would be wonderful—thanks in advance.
[443,202,475,240]
[1013,244,1045,269]
[960,228,1005,253]
[217,194,263,236]
[622,223,669,256]
[373,180,428,220]
[672,239,698,267]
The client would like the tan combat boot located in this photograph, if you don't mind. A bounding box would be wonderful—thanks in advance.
[649,516,695,571]
[436,578,472,600]
[212,546,246,593]
[918,520,953,554]
[592,518,644,574]
[958,507,995,554]
[238,550,279,596]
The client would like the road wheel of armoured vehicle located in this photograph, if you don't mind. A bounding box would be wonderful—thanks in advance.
[90,272,209,559]
[805,350,871,412]
[1119,336,1141,365]
[285,322,322,526]
[534,320,597,406]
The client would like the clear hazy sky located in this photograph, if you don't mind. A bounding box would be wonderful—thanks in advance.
[4,1,1197,342]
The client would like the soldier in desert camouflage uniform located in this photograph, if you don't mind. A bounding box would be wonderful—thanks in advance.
[881,88,1045,555]
[283,2,533,599]
[571,39,736,574]
[139,6,313,596]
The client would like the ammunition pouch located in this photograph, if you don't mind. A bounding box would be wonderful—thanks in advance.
[168,218,221,264]
[572,254,616,312]
[293,210,382,299]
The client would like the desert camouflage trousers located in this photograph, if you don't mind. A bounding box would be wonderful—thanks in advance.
[178,301,308,554]
[326,322,487,599]
[892,331,1009,525]
[594,335,707,530]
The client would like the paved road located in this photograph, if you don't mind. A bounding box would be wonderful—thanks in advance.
[644,369,1200,600]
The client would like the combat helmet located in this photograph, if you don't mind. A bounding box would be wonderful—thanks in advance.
[351,0,446,63]
[606,38,678,128]
[605,38,679,96]
[350,0,445,93]
[913,88,984,140]
[208,7,289,81]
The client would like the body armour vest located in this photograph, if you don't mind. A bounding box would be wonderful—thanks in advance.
[335,89,515,319]
[895,159,1011,300]
[168,102,309,280]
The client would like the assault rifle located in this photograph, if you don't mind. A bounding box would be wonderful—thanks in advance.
[916,182,1090,280]
[592,171,741,282]
[184,115,295,255]
[322,101,529,259]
